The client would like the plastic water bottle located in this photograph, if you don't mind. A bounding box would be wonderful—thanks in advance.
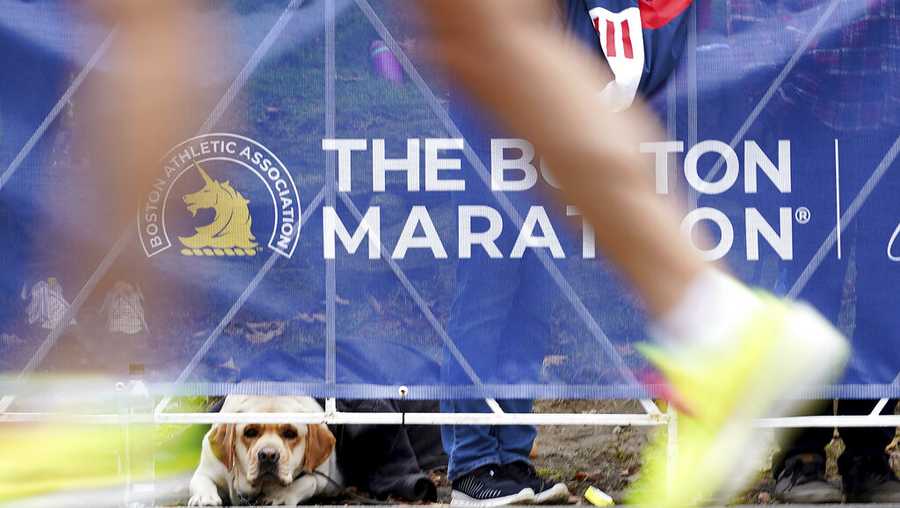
[118,364,155,507]
[370,40,404,83]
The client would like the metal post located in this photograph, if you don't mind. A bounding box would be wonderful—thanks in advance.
[870,398,890,417]
[666,405,678,497]
[324,0,337,404]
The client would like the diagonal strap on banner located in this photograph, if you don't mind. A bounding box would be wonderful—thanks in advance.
[0,28,118,192]
[788,135,900,297]
[697,0,842,188]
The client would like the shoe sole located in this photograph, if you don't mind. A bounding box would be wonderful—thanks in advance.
[776,487,843,504]
[706,302,850,503]
[450,487,536,507]
[533,483,570,504]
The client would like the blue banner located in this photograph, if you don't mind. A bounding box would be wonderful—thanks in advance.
[1,0,898,399]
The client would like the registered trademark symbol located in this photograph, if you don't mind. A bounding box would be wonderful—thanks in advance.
[795,207,811,224]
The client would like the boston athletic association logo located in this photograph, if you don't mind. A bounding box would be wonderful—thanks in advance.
[139,133,301,259]
[178,160,258,256]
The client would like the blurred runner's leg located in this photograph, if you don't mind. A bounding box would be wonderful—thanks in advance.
[419,1,849,505]
[0,2,220,501]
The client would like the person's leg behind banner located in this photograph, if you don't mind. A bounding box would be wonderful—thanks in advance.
[772,401,841,503]
[440,399,539,507]
[418,1,851,506]
[441,195,537,506]
[493,250,569,504]
[837,399,900,503]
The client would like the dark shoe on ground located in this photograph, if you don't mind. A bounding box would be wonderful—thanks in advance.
[773,453,842,503]
[841,453,900,503]
[451,464,535,506]
[504,461,570,504]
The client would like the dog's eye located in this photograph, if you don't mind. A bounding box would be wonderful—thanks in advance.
[281,428,298,439]
[243,427,260,438]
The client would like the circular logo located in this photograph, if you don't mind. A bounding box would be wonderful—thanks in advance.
[138,133,301,259]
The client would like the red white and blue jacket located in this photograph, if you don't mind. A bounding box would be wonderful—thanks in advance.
[448,0,694,168]
[564,0,693,109]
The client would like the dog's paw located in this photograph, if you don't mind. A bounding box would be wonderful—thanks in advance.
[188,493,223,506]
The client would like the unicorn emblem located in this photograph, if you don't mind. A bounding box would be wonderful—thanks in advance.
[178,161,259,256]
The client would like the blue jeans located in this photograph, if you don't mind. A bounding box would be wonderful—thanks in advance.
[440,244,550,478]
[440,153,556,479]
[441,399,537,479]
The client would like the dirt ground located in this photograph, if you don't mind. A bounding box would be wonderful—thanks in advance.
[530,400,652,504]
[351,399,900,505]
[524,400,900,505]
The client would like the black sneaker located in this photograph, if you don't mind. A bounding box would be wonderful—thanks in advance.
[451,464,535,506]
[773,453,842,504]
[504,461,570,504]
[841,453,900,503]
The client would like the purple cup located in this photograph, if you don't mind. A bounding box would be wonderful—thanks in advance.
[370,40,404,84]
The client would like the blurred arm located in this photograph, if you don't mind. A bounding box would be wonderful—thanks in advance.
[83,1,212,228]
[420,0,705,316]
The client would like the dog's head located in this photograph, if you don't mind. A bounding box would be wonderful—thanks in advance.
[208,396,336,498]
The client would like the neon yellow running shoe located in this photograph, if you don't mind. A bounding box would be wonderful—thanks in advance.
[626,295,849,507]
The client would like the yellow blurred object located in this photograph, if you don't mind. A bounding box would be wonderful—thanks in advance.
[0,394,209,503]
[584,486,614,506]
[0,422,204,503]
[0,424,151,501]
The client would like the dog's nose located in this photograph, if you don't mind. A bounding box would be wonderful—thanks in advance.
[258,448,279,464]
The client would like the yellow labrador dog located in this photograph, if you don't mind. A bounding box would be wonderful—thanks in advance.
[188,395,341,506]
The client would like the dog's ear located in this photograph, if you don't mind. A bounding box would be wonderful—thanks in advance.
[304,424,336,472]
[209,424,236,471]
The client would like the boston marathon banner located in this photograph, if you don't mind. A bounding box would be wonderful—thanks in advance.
[1,0,898,399]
